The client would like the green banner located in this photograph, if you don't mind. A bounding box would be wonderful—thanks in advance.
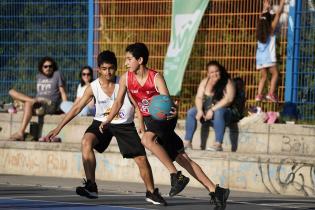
[164,0,209,96]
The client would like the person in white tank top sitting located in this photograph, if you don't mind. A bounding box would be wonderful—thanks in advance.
[46,50,167,205]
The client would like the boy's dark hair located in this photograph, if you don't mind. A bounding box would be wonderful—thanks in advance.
[97,50,117,68]
[79,65,94,86]
[38,56,58,73]
[206,60,230,102]
[256,12,274,43]
[125,42,149,65]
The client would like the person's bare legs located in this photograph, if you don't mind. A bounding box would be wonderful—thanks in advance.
[133,155,154,193]
[76,133,99,198]
[141,132,177,174]
[9,89,36,139]
[268,66,279,95]
[175,152,216,192]
[81,133,99,183]
[257,68,267,96]
[9,89,36,103]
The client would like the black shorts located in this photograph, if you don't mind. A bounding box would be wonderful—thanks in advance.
[143,116,184,161]
[85,120,146,158]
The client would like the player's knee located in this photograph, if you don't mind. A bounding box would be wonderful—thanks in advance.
[81,137,93,151]
[141,136,152,148]
[134,156,148,166]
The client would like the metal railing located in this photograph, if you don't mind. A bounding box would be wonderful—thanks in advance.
[0,0,90,102]
[95,0,288,117]
[285,0,315,121]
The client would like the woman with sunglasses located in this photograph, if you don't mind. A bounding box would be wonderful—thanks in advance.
[8,56,67,141]
[60,66,95,116]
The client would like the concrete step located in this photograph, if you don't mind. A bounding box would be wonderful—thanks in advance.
[1,113,315,157]
[0,140,314,197]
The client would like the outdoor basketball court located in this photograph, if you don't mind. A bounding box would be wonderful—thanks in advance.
[0,175,314,210]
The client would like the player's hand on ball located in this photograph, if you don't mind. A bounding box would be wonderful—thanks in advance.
[167,101,178,120]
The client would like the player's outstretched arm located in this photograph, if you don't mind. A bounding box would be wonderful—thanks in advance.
[99,73,127,132]
[46,86,94,140]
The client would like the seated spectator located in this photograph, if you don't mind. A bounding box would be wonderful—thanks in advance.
[184,61,244,151]
[60,66,95,116]
[8,56,67,141]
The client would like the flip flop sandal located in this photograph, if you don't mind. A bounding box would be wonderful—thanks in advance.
[10,132,25,141]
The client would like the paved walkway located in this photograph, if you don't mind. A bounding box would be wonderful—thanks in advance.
[0,175,314,210]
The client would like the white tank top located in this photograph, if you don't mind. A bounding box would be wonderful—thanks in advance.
[90,77,134,124]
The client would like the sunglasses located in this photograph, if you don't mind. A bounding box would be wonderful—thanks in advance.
[43,65,53,69]
[82,73,91,76]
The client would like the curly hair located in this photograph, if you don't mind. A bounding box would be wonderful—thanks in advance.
[206,61,230,102]
[256,12,274,43]
[38,56,58,73]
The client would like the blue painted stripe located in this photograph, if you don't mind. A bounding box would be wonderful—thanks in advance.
[0,198,145,210]
[1,2,87,5]
[87,0,94,67]
[0,29,87,31]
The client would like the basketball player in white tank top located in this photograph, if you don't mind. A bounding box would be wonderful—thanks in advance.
[46,50,166,205]
[91,76,134,124]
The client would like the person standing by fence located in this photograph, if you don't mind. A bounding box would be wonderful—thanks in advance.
[255,0,285,103]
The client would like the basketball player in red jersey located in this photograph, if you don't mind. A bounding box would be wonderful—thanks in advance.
[99,43,229,206]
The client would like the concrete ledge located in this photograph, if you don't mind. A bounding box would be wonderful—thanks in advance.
[1,113,315,157]
[0,140,314,197]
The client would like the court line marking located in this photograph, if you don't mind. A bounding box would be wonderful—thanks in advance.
[173,196,313,209]
[0,197,154,210]
[1,183,314,209]
[228,200,314,209]
[0,194,146,198]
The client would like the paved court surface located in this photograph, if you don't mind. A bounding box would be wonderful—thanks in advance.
[0,175,314,210]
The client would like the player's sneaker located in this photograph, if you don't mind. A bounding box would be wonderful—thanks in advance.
[169,171,190,197]
[145,188,167,206]
[209,185,230,206]
[76,179,98,199]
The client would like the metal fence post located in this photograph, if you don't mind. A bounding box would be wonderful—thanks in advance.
[285,0,302,103]
[87,0,94,67]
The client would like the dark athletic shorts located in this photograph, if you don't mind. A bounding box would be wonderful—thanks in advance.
[143,116,184,161]
[85,120,146,158]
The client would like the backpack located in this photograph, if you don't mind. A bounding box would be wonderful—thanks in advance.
[230,77,246,122]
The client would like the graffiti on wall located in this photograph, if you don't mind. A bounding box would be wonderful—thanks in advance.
[258,157,315,196]
[5,152,39,170]
[281,135,314,155]
[47,154,68,172]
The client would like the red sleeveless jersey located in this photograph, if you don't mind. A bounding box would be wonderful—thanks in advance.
[127,69,159,116]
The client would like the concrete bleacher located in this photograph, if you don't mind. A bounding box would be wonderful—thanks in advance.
[0,112,314,197]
